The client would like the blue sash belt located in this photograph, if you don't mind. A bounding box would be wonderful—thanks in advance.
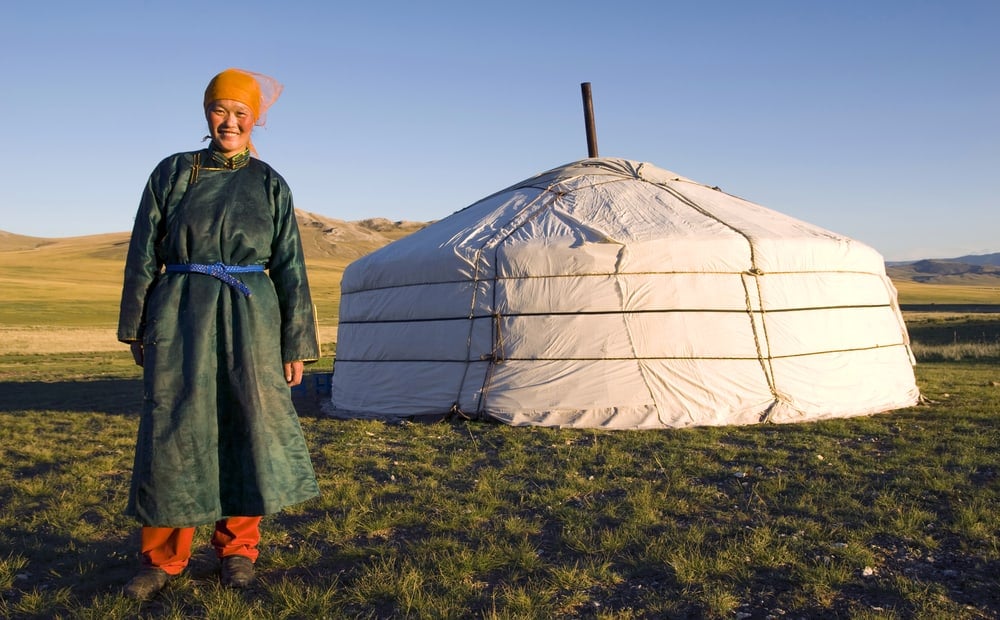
[165,262,265,297]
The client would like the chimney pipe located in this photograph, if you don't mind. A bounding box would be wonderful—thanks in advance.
[580,82,599,158]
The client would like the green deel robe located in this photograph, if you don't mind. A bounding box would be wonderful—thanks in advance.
[117,147,320,527]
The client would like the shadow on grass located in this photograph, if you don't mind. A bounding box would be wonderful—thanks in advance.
[290,372,332,418]
[0,523,137,602]
[0,523,317,607]
[0,372,333,418]
[0,378,142,415]
[908,320,1000,345]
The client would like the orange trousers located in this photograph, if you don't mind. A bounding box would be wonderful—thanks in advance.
[140,516,261,576]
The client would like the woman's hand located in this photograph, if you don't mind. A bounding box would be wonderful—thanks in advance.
[130,343,144,367]
[284,360,304,387]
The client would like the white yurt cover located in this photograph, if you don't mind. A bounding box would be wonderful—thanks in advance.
[327,158,919,428]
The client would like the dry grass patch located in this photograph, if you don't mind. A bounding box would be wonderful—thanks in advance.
[0,326,339,356]
[893,280,1000,304]
[0,327,121,354]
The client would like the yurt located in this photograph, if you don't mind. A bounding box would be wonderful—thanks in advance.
[326,157,919,429]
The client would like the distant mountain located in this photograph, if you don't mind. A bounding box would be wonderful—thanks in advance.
[294,211,427,260]
[886,252,1000,267]
[948,252,1000,267]
[885,254,1000,285]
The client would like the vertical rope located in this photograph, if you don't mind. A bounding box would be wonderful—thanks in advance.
[609,244,662,422]
[460,187,556,416]
[475,312,506,413]
[742,270,778,405]
[661,180,786,419]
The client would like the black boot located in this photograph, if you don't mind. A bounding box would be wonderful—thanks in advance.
[221,555,255,588]
[124,566,171,600]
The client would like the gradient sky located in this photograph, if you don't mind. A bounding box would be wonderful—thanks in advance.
[2,1,997,260]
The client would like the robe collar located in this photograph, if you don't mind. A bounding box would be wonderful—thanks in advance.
[209,147,252,170]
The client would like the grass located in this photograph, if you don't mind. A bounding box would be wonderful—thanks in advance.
[0,342,998,618]
[2,237,998,617]
[906,314,1000,363]
[892,280,1000,305]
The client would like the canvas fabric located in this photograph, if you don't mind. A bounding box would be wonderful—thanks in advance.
[327,158,919,429]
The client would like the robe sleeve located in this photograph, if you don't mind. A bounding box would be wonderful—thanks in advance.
[117,159,174,343]
[268,176,320,363]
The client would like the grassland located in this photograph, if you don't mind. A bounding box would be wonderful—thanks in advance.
[1,231,998,618]
[1,351,998,619]
[892,279,1000,305]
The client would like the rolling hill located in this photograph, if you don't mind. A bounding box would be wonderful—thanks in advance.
[0,212,426,331]
[885,258,1000,285]
[0,211,426,263]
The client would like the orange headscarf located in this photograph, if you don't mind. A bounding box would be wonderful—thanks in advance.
[203,68,283,154]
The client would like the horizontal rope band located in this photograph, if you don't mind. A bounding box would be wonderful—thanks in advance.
[331,341,911,364]
[337,303,894,326]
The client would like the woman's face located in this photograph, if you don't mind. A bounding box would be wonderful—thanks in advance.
[206,99,255,157]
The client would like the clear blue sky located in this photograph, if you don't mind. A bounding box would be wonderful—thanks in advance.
[2,1,997,261]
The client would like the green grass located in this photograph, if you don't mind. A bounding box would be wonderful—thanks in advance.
[905,314,1000,363]
[1,344,998,618]
[1,239,998,617]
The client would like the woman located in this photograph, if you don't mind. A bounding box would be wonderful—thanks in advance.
[117,68,320,600]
